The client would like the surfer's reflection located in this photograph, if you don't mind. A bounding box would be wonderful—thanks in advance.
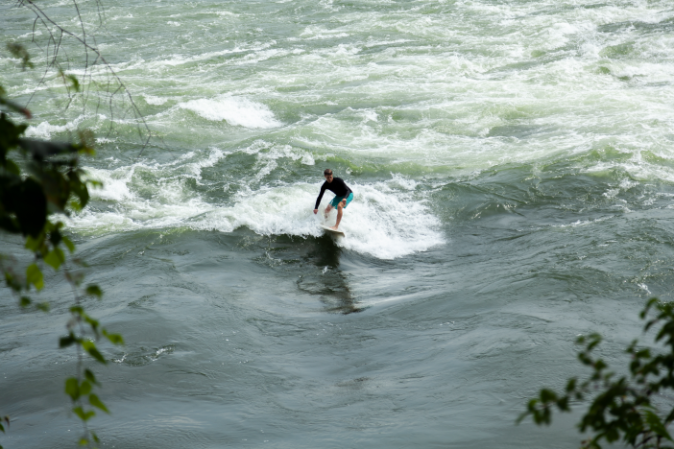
[298,234,364,315]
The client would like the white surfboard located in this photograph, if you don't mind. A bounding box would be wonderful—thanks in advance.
[320,224,346,238]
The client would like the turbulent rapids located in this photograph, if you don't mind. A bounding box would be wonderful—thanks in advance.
[2,0,674,448]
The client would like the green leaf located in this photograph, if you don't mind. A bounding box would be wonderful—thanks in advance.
[26,264,43,290]
[82,314,100,338]
[515,410,530,425]
[66,75,80,93]
[59,333,78,348]
[36,302,50,312]
[78,438,88,446]
[5,159,20,175]
[49,229,62,247]
[62,236,76,253]
[44,247,65,270]
[24,234,43,252]
[565,378,576,393]
[70,305,84,315]
[89,394,109,414]
[19,296,31,308]
[65,377,80,401]
[645,409,673,441]
[69,171,90,210]
[12,178,47,237]
[86,284,102,298]
[82,340,107,364]
[539,389,557,403]
[3,271,21,292]
[103,329,124,345]
[72,406,95,422]
[6,43,34,70]
[84,369,99,386]
[92,432,100,443]
[79,380,92,396]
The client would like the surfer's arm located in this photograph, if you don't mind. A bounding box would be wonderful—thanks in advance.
[314,184,326,210]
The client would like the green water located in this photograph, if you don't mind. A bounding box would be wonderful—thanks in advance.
[2,0,674,447]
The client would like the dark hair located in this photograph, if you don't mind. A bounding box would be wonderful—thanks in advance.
[323,169,333,175]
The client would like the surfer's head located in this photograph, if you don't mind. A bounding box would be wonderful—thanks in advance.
[324,169,333,182]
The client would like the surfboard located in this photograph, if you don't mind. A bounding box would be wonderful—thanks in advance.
[320,224,346,237]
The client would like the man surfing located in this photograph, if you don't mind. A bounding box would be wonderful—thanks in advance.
[313,169,354,230]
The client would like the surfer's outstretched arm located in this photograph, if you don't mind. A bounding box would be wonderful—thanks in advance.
[314,182,327,213]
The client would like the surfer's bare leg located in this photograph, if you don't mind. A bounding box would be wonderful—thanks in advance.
[324,204,333,219]
[332,199,346,230]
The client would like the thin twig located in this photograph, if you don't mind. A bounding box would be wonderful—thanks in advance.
[20,0,153,156]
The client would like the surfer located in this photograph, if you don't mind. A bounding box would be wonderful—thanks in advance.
[313,169,354,230]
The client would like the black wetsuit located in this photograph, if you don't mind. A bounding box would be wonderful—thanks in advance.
[315,177,352,209]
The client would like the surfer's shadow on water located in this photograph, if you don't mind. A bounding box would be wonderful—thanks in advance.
[247,232,364,314]
[296,235,365,315]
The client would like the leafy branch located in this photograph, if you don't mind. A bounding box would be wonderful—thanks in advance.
[1,36,122,449]
[519,298,674,449]
[1,0,162,445]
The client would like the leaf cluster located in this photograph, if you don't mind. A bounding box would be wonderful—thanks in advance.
[1,47,121,449]
[1,46,99,305]
[520,298,674,449]
[1,92,95,241]
[63,371,107,446]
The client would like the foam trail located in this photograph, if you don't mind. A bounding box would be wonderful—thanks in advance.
[69,155,443,259]
[332,182,444,259]
[178,180,443,259]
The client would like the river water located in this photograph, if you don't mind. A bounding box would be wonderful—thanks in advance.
[2,0,674,447]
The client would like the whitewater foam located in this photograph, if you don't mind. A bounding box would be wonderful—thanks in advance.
[143,94,169,106]
[183,177,444,259]
[69,152,443,259]
[26,118,82,139]
[177,95,282,128]
[333,180,444,259]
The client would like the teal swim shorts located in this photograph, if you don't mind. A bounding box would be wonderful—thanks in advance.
[330,192,354,209]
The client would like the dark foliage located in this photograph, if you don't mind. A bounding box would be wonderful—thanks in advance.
[1,46,122,449]
[520,298,674,449]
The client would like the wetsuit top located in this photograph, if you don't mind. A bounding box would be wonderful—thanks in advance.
[315,177,352,209]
